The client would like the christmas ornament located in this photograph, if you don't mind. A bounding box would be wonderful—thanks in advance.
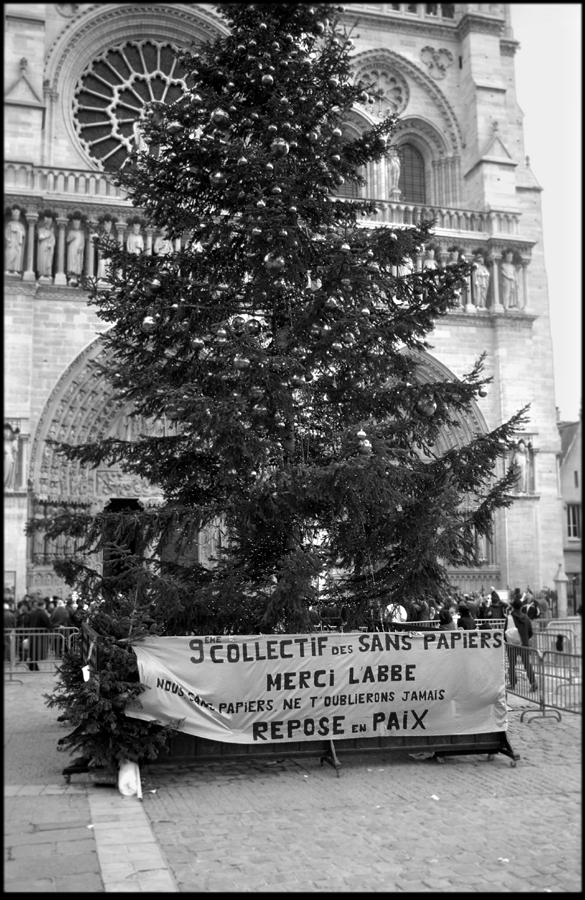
[264,253,285,271]
[167,121,182,133]
[359,440,372,455]
[237,156,248,166]
[141,315,157,334]
[478,386,488,398]
[234,356,251,370]
[210,108,230,127]
[256,199,266,208]
[262,74,274,86]
[249,386,263,398]
[231,316,246,333]
[191,336,205,350]
[271,138,289,157]
[417,398,437,417]
[190,94,203,105]
[210,171,226,186]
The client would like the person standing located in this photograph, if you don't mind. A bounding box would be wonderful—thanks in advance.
[506,597,537,691]
[27,599,51,671]
[438,609,456,631]
[4,602,16,662]
[457,605,476,630]
[50,599,72,658]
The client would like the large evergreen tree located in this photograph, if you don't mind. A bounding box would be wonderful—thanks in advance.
[37,3,526,765]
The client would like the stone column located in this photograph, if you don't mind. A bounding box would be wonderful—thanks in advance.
[54,217,68,286]
[462,253,475,313]
[520,256,531,310]
[85,220,97,279]
[23,212,38,282]
[487,251,503,311]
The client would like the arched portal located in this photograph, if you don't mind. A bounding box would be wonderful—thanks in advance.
[27,341,499,594]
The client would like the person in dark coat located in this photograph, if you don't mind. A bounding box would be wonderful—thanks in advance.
[50,599,72,657]
[27,599,51,671]
[438,609,456,631]
[457,605,476,630]
[4,603,16,662]
[506,597,537,691]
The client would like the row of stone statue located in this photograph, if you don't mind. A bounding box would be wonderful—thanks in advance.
[5,206,520,307]
[4,207,174,286]
[400,247,520,309]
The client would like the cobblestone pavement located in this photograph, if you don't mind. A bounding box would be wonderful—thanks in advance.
[140,700,581,893]
[4,667,582,892]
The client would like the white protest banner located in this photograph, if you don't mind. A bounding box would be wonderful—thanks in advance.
[126,630,507,744]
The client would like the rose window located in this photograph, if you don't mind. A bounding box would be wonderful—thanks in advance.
[356,66,409,118]
[73,40,188,171]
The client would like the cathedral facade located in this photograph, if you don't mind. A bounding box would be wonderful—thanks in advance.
[4,3,564,603]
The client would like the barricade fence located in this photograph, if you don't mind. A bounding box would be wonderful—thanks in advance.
[4,627,80,681]
[504,644,581,722]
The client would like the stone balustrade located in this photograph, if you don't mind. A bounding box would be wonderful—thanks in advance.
[5,161,126,204]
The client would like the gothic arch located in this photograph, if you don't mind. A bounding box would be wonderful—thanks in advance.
[351,48,464,156]
[29,335,173,510]
[412,349,490,456]
[44,4,229,170]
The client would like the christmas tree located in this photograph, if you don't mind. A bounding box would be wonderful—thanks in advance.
[37,3,526,766]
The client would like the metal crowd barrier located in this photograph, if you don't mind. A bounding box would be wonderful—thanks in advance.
[4,627,80,683]
[504,644,582,723]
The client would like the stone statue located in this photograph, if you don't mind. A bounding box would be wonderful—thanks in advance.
[423,249,438,271]
[501,251,519,309]
[398,255,413,278]
[5,207,26,275]
[472,254,490,308]
[132,107,148,153]
[37,213,56,280]
[387,147,401,198]
[66,216,85,285]
[4,424,17,490]
[126,220,144,255]
[96,217,116,283]
[512,440,529,493]
[154,227,173,257]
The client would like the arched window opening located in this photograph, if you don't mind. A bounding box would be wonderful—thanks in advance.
[398,143,426,204]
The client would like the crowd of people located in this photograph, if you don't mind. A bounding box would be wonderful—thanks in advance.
[3,589,98,671]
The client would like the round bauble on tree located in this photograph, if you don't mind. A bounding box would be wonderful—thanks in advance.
[234,356,251,370]
[210,171,226,187]
[417,398,437,417]
[141,315,157,334]
[210,108,229,127]
[191,336,205,350]
[271,138,289,158]
[262,74,274,86]
[359,440,373,455]
[264,252,285,272]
